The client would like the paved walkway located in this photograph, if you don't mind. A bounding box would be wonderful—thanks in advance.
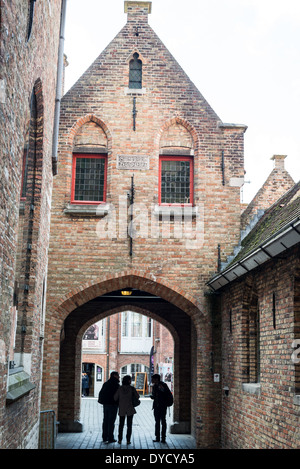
[56,397,196,450]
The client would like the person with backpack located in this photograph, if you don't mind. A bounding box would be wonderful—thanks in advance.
[150,374,173,443]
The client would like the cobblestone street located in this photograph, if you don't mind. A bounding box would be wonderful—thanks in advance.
[56,397,196,450]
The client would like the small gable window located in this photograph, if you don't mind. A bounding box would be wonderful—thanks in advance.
[129,53,142,89]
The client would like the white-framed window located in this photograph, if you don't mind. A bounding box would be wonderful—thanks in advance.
[120,363,150,384]
[121,311,153,353]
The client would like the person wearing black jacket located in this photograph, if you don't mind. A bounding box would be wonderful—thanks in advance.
[150,374,170,443]
[98,371,120,443]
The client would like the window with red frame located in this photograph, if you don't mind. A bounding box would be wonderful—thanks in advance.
[71,154,107,204]
[159,156,193,205]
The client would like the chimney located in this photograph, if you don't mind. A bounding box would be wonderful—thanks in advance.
[124,1,152,23]
[271,154,287,170]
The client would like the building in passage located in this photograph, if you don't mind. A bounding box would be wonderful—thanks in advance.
[81,311,174,398]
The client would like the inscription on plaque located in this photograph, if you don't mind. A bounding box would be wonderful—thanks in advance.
[117,155,149,170]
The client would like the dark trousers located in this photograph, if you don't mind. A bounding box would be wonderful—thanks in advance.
[102,404,118,442]
[118,414,133,442]
[154,406,167,440]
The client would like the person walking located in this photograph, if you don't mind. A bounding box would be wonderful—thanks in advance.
[150,374,172,443]
[98,371,120,443]
[81,372,89,397]
[114,375,140,445]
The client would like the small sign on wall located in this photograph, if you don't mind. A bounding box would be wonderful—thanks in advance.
[214,373,220,382]
[117,155,149,170]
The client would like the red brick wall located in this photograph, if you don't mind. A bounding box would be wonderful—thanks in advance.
[221,246,300,449]
[0,0,61,448]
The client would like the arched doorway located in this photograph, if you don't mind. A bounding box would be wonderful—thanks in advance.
[81,310,174,398]
[41,273,218,448]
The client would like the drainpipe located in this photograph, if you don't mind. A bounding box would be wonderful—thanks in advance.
[52,0,67,176]
[106,317,110,380]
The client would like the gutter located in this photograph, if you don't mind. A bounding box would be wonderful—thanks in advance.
[207,217,300,291]
[52,0,67,176]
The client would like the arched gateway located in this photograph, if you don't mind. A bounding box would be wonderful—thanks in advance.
[41,272,219,448]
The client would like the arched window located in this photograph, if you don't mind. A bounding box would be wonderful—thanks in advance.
[129,53,142,89]
[27,0,36,42]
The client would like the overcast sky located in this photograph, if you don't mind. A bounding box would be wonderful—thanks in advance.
[63,0,300,203]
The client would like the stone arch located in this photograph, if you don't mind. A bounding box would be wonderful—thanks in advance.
[155,116,199,155]
[67,114,112,154]
[56,288,195,432]
[78,304,179,344]
[72,121,108,152]
[48,269,203,325]
[126,49,147,64]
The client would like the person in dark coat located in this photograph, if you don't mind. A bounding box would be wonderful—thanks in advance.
[150,374,170,443]
[81,373,89,396]
[114,375,140,445]
[98,371,120,443]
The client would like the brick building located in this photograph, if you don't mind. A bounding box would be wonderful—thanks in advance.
[0,0,66,449]
[1,0,298,450]
[40,1,300,448]
[81,312,174,398]
[208,180,300,448]
[42,1,246,447]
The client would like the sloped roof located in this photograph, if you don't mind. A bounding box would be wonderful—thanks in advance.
[208,181,300,290]
[235,181,300,262]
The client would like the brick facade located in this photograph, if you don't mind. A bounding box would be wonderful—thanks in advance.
[41,1,247,447]
[0,0,62,449]
[1,0,298,450]
[221,246,300,448]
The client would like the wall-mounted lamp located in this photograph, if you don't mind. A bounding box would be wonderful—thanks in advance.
[223,386,229,397]
[121,289,132,296]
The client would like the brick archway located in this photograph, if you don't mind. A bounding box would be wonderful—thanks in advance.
[78,304,179,344]
[77,305,180,427]
[47,269,202,323]
[42,272,217,448]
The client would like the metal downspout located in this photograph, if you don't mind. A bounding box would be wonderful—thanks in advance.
[52,0,67,176]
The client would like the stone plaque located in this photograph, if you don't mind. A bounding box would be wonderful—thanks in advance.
[117,155,149,170]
